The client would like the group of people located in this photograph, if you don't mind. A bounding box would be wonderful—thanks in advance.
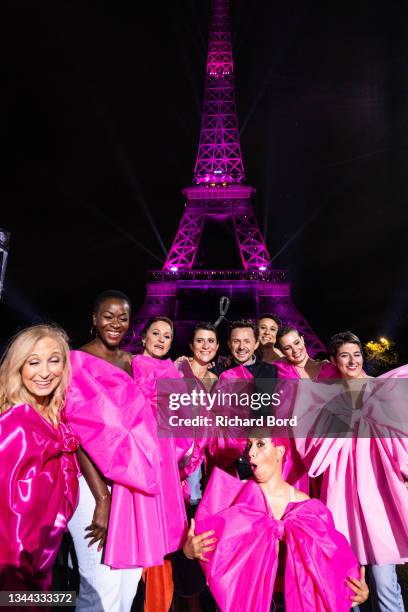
[0,288,406,612]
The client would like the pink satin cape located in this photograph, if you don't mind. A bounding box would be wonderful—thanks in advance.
[65,351,187,568]
[195,468,359,612]
[293,364,408,564]
[126,354,187,565]
[274,360,338,381]
[275,360,338,494]
[0,404,79,590]
[176,363,249,481]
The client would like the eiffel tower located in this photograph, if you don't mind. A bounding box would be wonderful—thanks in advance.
[125,0,324,355]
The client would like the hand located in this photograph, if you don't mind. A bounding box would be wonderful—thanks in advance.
[84,494,111,552]
[182,518,217,562]
[347,566,369,606]
[174,355,190,365]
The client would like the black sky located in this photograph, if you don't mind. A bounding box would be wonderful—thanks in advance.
[3,1,408,358]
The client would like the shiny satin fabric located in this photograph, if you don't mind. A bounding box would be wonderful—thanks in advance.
[66,351,187,568]
[274,360,339,380]
[195,468,359,612]
[128,355,188,564]
[0,404,79,590]
[293,364,408,565]
[177,363,248,483]
[274,360,339,495]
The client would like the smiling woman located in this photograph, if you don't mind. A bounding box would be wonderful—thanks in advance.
[66,289,145,612]
[0,325,79,591]
[85,289,132,372]
[275,326,336,380]
[141,316,174,359]
[65,297,188,612]
[0,325,71,425]
[20,336,65,412]
[257,314,283,363]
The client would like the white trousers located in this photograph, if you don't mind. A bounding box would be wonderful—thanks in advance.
[69,476,142,612]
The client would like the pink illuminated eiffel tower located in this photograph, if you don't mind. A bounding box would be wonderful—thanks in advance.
[125,0,324,354]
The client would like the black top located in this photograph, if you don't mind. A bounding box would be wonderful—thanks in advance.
[215,356,278,379]
[215,356,279,479]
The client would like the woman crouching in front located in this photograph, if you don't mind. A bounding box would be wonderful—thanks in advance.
[188,435,369,611]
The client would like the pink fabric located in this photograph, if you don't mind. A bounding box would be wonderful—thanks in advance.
[175,360,213,498]
[206,366,251,474]
[294,364,408,564]
[195,468,359,612]
[66,351,159,492]
[124,355,187,566]
[177,364,248,481]
[66,351,187,568]
[275,360,338,380]
[275,360,338,494]
[0,404,79,590]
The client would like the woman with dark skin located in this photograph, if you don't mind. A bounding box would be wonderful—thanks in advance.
[68,290,142,612]
[79,291,132,542]
[77,291,132,547]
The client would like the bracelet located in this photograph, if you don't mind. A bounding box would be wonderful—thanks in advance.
[95,493,110,502]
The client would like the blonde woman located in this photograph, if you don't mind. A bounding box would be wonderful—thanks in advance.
[0,325,79,591]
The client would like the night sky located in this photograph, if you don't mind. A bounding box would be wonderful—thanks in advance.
[3,1,408,359]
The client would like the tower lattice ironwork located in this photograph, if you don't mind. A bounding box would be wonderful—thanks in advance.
[125,0,324,355]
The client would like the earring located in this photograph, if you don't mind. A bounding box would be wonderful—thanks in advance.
[90,325,96,338]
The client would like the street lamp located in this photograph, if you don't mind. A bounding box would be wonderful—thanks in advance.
[0,229,10,300]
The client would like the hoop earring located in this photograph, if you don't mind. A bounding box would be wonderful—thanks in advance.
[90,325,96,338]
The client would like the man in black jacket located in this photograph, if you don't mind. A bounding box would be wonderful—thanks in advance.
[216,319,278,377]
[216,319,279,478]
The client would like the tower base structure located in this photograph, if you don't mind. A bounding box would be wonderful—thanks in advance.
[124,269,325,356]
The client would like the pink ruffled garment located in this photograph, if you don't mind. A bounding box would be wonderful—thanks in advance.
[130,355,188,561]
[275,360,338,494]
[206,366,252,475]
[174,360,214,502]
[66,350,185,568]
[176,363,249,482]
[294,364,408,564]
[274,361,338,381]
[0,404,79,590]
[195,468,359,612]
